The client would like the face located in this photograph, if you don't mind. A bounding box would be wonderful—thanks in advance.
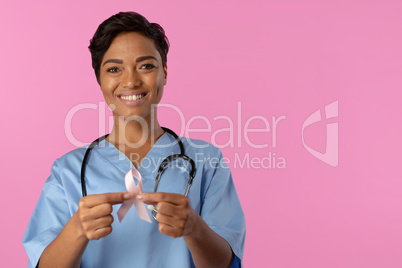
[99,32,167,121]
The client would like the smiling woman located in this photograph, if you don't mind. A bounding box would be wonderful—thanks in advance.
[22,11,245,268]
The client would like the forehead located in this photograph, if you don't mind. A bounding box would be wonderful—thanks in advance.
[102,32,161,63]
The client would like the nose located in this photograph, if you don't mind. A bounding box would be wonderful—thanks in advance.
[121,69,141,88]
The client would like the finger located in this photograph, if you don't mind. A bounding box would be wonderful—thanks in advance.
[79,203,113,223]
[88,226,113,240]
[158,223,184,238]
[81,192,131,207]
[138,192,187,205]
[83,215,114,231]
[99,192,132,205]
[156,202,188,220]
[155,212,186,232]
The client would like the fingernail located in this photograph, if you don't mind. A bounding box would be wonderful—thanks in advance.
[124,193,131,199]
[137,194,144,200]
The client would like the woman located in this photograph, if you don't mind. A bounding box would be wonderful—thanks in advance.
[23,11,245,268]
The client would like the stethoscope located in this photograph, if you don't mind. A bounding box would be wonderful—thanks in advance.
[81,127,196,219]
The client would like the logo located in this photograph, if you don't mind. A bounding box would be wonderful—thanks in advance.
[302,100,339,167]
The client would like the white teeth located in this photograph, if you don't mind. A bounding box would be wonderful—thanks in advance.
[121,94,144,101]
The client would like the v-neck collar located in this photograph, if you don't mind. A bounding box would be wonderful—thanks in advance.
[93,131,179,178]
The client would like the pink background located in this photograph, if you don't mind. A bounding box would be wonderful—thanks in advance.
[1,0,401,267]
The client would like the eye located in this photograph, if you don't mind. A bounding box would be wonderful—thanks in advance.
[140,64,156,70]
[106,67,120,73]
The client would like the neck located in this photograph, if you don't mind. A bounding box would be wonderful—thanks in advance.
[106,114,164,150]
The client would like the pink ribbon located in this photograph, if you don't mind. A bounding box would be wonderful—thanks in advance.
[117,169,151,223]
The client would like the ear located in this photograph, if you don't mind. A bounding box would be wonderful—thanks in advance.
[163,64,168,85]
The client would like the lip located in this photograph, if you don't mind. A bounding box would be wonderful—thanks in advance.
[118,91,147,97]
[117,91,148,106]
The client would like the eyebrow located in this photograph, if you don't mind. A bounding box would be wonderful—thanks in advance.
[103,59,123,66]
[102,56,158,66]
[136,56,158,62]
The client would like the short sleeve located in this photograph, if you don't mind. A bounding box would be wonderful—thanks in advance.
[22,160,71,268]
[200,149,246,266]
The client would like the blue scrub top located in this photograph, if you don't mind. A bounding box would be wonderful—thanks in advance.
[23,132,246,267]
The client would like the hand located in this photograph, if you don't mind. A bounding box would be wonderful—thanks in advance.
[138,193,198,238]
[77,192,131,240]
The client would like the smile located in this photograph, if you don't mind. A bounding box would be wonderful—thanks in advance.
[120,94,146,101]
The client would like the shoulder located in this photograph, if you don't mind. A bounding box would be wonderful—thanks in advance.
[47,145,88,185]
[180,137,223,157]
[180,137,230,172]
[54,145,88,169]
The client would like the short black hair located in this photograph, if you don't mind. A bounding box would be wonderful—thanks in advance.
[88,11,169,84]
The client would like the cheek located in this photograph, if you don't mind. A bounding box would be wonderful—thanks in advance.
[153,72,166,88]
[100,77,119,94]
[100,80,118,106]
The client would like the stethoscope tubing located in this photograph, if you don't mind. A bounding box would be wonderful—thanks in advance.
[80,127,196,201]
